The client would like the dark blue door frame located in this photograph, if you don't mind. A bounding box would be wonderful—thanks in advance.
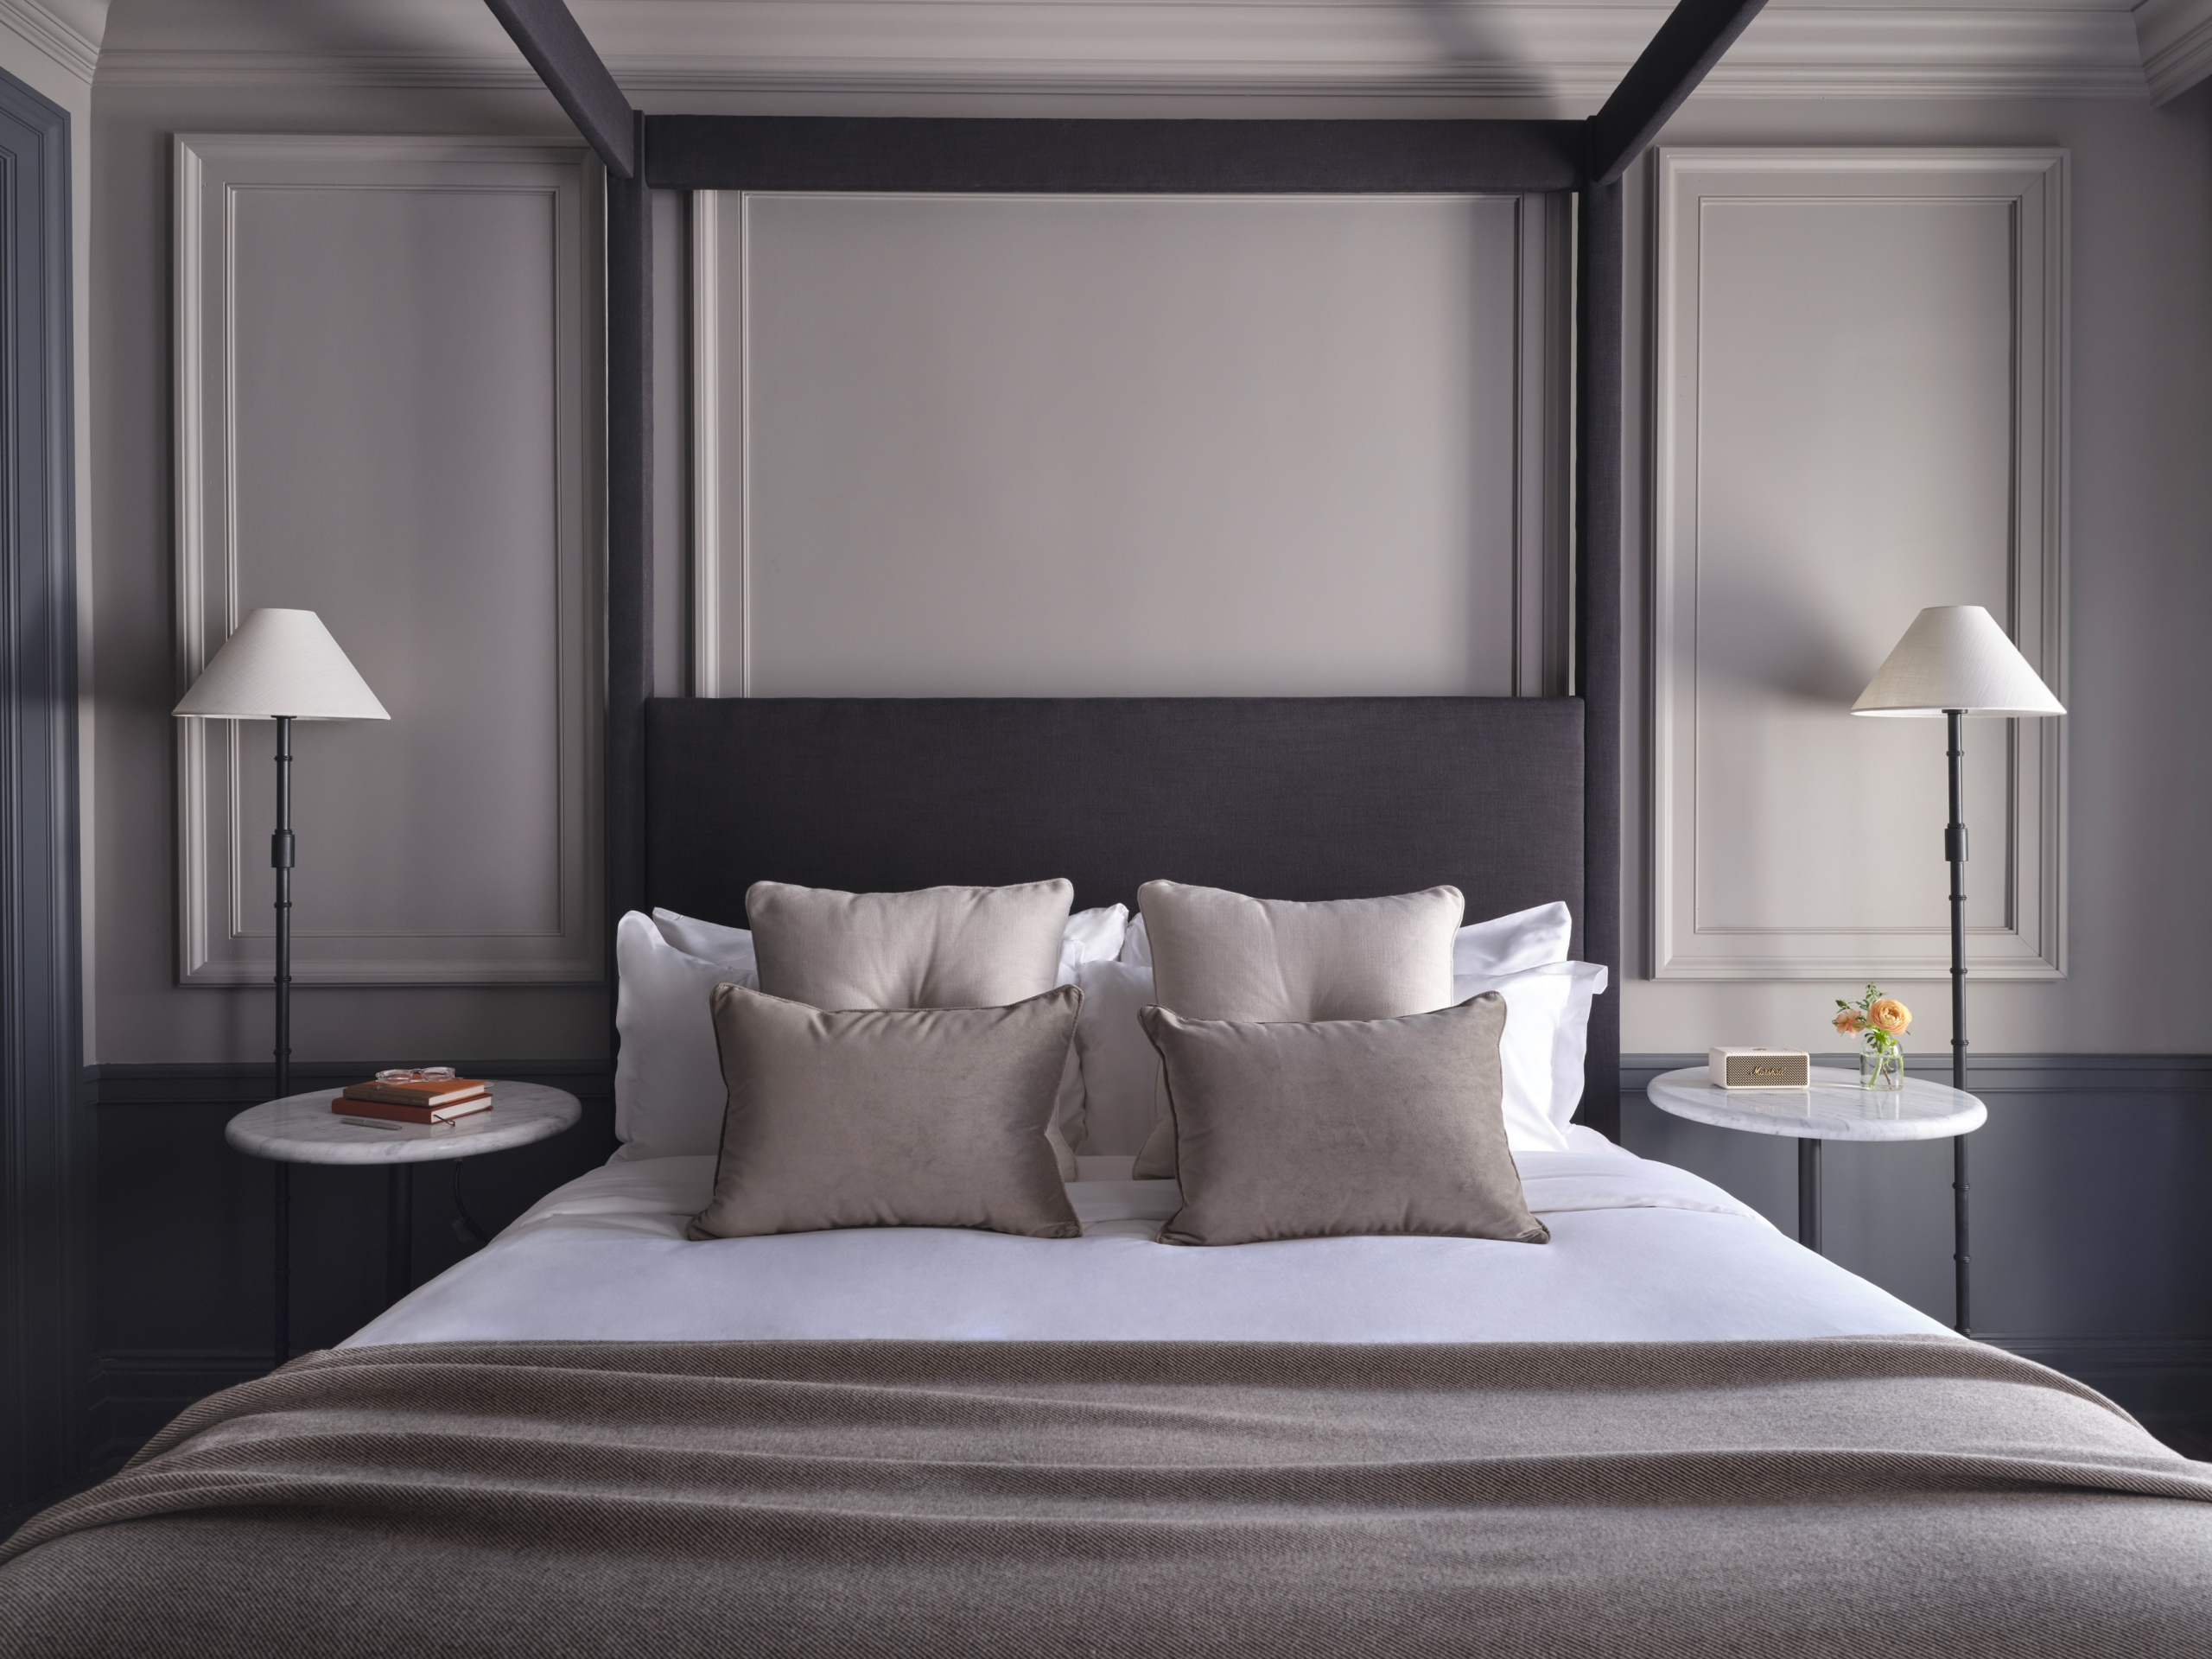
[0,64,83,1526]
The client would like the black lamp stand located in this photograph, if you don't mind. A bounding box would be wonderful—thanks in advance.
[1945,708,1972,1338]
[272,715,295,1365]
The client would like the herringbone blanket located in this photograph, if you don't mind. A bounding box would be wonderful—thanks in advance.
[4,1336,2210,1657]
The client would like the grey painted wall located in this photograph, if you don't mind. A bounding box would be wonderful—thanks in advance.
[89,80,609,1065]
[1621,88,2212,1057]
[695,190,1567,701]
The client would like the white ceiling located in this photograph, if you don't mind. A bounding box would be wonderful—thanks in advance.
[67,0,2212,106]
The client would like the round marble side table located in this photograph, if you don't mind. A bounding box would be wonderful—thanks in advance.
[1645,1067,1986,1255]
[226,1082,580,1363]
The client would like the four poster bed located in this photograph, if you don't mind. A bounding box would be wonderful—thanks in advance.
[5,1,2212,1654]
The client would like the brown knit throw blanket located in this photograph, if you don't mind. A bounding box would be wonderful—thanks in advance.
[4,1336,2210,1657]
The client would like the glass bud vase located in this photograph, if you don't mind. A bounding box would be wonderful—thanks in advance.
[1860,1046,1904,1090]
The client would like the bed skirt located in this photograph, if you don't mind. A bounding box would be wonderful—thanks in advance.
[4,1336,2210,1657]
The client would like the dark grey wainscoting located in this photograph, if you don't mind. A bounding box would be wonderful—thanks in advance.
[85,1061,615,1478]
[1624,1053,2212,1438]
[75,1054,2212,1479]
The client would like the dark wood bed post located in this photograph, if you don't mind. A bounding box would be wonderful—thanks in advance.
[482,0,652,931]
[606,126,653,927]
[1570,0,1771,1136]
[1572,176,1624,1141]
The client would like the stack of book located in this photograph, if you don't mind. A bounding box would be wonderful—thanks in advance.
[333,1076,493,1124]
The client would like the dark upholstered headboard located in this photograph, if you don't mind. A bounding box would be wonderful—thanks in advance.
[645,697,1582,945]
[643,699,1604,1131]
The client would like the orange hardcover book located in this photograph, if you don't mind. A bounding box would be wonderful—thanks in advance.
[341,1077,491,1109]
[332,1092,493,1125]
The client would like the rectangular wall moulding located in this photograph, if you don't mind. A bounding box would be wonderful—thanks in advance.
[1650,148,2069,982]
[173,136,606,986]
[690,191,1571,701]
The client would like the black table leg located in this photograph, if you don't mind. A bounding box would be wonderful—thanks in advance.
[273,1162,291,1368]
[385,1165,413,1305]
[450,1167,489,1250]
[1797,1138,1822,1254]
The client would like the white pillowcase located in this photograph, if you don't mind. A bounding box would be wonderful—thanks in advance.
[1120,899,1572,978]
[1069,960,1161,1156]
[1067,953,1605,1159]
[613,912,760,1162]
[1453,901,1573,977]
[1452,961,1609,1148]
[622,903,1588,1165]
[651,906,757,973]
[1059,904,1129,982]
[617,906,1125,1166]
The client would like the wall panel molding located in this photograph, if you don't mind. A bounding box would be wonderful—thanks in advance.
[173,136,604,987]
[0,60,86,1526]
[690,189,1569,702]
[1649,149,2069,982]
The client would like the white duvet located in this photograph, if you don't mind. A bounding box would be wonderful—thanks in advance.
[348,1132,1950,1348]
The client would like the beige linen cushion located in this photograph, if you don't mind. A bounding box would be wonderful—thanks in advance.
[747,877,1080,1177]
[689,983,1084,1241]
[1139,994,1548,1248]
[747,878,1075,1011]
[1133,880,1464,1178]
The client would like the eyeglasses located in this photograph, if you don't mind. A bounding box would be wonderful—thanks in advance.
[375,1066,457,1083]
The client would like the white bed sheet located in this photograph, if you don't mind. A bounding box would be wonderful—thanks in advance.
[347,1131,1951,1348]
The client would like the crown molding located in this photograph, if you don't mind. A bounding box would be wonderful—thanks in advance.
[2134,0,2212,101]
[93,4,2151,102]
[0,0,104,84]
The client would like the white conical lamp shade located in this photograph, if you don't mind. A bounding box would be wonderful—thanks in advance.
[1851,605,2064,719]
[172,608,390,721]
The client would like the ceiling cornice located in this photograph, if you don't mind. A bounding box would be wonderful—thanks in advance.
[2134,0,2212,100]
[0,0,105,83]
[93,4,2153,102]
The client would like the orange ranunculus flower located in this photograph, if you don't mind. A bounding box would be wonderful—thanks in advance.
[1833,1008,1866,1035]
[1869,997,1912,1035]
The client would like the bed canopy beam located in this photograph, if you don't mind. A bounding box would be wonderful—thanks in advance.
[1584,0,1770,186]
[480,0,637,179]
[642,115,1581,194]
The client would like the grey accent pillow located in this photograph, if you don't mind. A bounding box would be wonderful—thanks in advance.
[1138,994,1549,1248]
[1133,880,1464,1179]
[747,878,1075,1011]
[689,983,1084,1241]
[747,877,1079,1178]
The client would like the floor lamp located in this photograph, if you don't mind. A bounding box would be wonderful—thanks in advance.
[1853,605,2063,1337]
[174,608,389,1361]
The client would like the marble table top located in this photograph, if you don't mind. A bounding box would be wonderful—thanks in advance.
[1646,1066,1986,1143]
[226,1081,582,1166]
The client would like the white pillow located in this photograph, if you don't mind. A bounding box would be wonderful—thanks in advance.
[1122,900,1572,977]
[1069,960,1161,1156]
[1059,904,1129,982]
[614,911,760,1162]
[1065,955,1605,1160]
[1453,901,1573,977]
[1119,913,1153,966]
[620,906,1119,1169]
[1452,960,1608,1146]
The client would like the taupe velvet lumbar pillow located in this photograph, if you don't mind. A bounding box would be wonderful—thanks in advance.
[688,982,1083,1241]
[1132,880,1465,1179]
[1137,993,1549,1248]
[747,878,1074,1012]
